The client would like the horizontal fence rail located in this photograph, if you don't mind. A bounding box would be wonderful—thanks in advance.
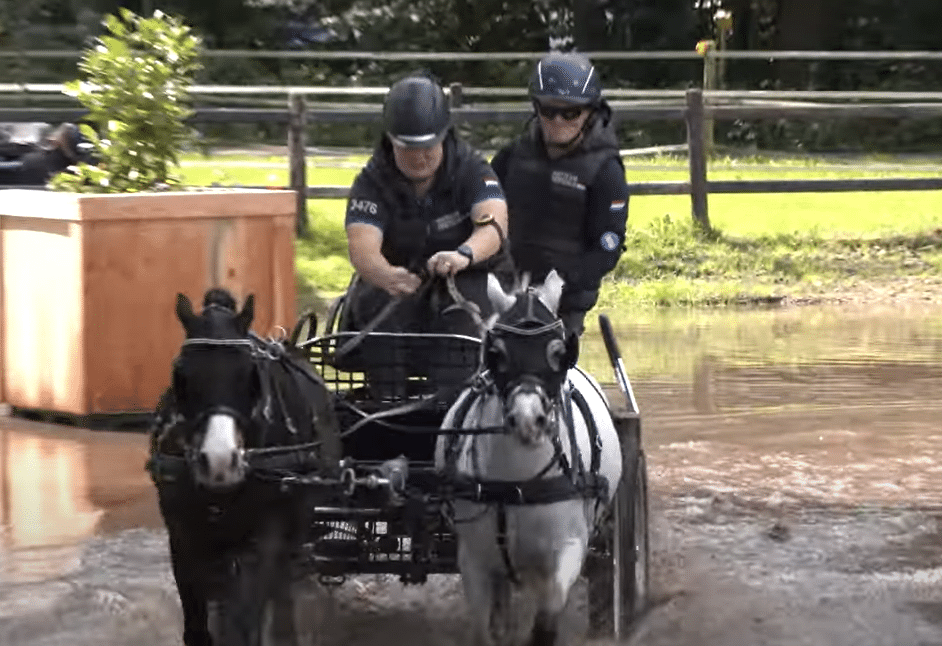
[4,86,942,235]
[5,101,942,125]
[295,178,942,199]
[8,84,942,103]
[7,49,942,61]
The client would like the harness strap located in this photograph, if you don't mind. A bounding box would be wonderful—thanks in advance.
[145,452,189,484]
[570,386,603,475]
[448,473,609,505]
[496,503,520,585]
[562,386,585,488]
[443,374,497,473]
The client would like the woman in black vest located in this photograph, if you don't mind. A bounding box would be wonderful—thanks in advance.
[341,72,511,398]
[492,53,630,336]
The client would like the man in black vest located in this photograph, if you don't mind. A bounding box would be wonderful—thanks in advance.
[492,53,629,336]
[0,123,92,186]
[341,72,512,399]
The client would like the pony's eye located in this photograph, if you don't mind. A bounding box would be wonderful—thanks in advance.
[545,338,566,372]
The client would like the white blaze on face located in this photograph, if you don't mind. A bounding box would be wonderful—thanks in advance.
[507,390,550,445]
[197,413,244,487]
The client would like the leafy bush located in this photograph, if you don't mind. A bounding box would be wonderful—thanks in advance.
[51,9,202,193]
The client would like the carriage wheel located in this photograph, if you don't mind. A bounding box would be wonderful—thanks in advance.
[582,314,651,639]
[586,430,650,639]
[626,451,650,620]
[612,445,649,639]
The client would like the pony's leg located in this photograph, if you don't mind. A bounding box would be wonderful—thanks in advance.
[269,567,300,646]
[167,535,212,646]
[527,540,587,646]
[217,531,288,646]
[458,540,498,646]
[489,575,513,646]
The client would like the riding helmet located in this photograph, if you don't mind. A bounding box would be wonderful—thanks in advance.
[383,74,451,148]
[528,53,602,106]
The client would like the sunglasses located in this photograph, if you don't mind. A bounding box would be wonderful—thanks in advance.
[533,102,585,121]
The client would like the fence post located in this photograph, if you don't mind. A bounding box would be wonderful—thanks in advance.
[685,88,712,234]
[702,48,717,154]
[448,82,464,109]
[288,92,308,237]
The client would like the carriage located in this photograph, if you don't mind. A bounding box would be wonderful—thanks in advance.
[281,293,652,640]
[146,282,650,644]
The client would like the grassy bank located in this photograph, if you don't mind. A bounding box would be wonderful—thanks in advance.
[180,153,942,308]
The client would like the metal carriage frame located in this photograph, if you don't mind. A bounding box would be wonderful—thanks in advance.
[284,305,651,639]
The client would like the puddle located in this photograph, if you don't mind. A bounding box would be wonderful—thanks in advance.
[2,301,942,645]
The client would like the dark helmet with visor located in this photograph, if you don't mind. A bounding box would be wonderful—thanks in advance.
[383,74,451,148]
[528,53,602,106]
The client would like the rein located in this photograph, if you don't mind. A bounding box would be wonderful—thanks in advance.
[332,273,436,362]
[339,218,517,354]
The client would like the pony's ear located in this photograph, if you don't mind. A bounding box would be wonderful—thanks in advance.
[536,269,565,315]
[487,273,515,316]
[175,293,197,332]
[235,294,255,335]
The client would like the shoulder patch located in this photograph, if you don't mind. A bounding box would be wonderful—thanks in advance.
[600,231,620,252]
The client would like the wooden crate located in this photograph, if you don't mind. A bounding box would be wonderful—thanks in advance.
[0,189,296,415]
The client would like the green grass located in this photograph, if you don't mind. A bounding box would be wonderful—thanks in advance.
[177,152,942,306]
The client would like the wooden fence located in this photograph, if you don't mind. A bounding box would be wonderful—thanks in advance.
[278,87,942,235]
[7,48,942,61]
[4,85,942,235]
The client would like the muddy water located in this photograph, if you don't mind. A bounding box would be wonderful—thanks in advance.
[2,302,942,645]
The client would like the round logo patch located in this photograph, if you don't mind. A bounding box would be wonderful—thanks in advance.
[600,231,620,251]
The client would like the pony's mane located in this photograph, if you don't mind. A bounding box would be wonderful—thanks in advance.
[203,287,237,311]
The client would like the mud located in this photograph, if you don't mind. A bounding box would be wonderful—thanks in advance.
[2,302,942,645]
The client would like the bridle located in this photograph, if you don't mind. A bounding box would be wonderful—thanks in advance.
[483,289,571,407]
[166,337,259,471]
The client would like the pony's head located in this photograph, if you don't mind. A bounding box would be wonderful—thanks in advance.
[483,270,579,445]
[172,288,259,489]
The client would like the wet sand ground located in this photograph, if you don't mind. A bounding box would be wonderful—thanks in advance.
[3,302,942,645]
[3,480,941,646]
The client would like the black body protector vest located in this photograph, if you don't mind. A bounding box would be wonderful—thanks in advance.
[502,109,621,309]
[361,132,510,275]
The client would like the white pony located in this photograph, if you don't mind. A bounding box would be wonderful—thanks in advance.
[435,270,622,646]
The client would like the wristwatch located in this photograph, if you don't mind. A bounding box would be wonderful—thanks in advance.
[456,244,474,265]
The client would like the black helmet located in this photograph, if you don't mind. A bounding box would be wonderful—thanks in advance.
[528,53,602,106]
[383,74,451,148]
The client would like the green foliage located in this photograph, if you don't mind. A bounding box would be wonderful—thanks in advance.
[170,152,942,305]
[295,199,355,293]
[51,9,202,193]
[612,211,942,306]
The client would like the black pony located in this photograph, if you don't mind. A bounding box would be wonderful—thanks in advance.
[148,288,341,646]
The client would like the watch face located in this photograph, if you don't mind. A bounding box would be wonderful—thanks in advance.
[473,212,494,224]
